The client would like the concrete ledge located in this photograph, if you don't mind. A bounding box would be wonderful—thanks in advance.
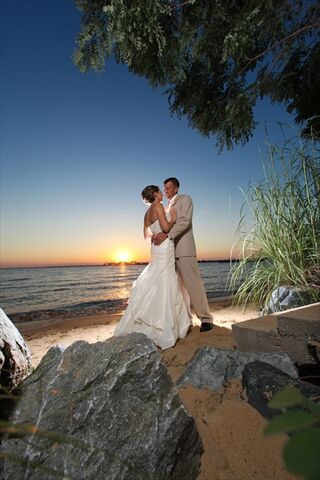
[232,303,320,364]
[232,315,283,353]
[274,302,320,320]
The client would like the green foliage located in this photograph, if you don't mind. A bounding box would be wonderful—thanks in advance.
[264,410,317,434]
[268,387,305,408]
[264,387,320,480]
[73,0,320,151]
[230,129,320,310]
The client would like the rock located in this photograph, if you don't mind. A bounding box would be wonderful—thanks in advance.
[309,339,320,362]
[242,360,320,419]
[262,286,312,315]
[0,308,32,389]
[277,303,320,367]
[176,347,297,391]
[2,333,202,480]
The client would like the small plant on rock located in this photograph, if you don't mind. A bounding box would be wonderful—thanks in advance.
[264,386,320,480]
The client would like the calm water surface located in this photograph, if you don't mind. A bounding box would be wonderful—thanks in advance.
[0,263,234,323]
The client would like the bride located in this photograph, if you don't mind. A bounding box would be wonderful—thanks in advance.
[114,185,191,349]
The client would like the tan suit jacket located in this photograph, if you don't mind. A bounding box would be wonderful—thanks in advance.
[169,194,213,322]
[169,194,197,258]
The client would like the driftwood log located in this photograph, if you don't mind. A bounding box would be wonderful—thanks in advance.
[0,308,32,389]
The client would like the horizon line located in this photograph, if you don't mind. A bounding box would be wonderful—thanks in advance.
[0,259,240,269]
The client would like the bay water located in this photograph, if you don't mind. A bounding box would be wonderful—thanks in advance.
[0,262,234,324]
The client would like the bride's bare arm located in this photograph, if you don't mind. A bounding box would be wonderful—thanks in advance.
[143,212,152,240]
[154,204,175,233]
[144,225,152,240]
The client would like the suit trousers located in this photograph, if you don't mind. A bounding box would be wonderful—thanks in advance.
[175,256,213,323]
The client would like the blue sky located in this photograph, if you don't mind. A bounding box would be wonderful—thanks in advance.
[0,0,295,267]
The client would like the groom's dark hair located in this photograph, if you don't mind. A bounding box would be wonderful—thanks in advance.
[164,177,180,188]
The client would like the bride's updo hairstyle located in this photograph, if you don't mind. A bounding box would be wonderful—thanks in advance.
[141,185,160,204]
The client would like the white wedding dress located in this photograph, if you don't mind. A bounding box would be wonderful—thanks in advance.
[114,219,191,349]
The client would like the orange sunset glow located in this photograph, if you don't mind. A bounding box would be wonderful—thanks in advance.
[0,238,239,268]
[112,249,135,263]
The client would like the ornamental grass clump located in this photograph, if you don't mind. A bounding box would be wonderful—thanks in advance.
[230,130,320,310]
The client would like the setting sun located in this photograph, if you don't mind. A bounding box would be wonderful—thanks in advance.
[113,249,134,263]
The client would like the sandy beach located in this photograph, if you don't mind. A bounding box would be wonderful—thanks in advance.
[15,298,296,479]
[20,298,256,368]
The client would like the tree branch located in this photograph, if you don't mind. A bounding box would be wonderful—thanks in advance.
[239,21,320,74]
[171,0,194,9]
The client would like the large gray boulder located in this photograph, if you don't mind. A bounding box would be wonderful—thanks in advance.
[2,333,202,480]
[242,360,320,419]
[0,308,32,389]
[177,347,297,390]
[262,286,312,315]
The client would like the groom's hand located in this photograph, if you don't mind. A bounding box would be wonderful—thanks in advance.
[153,232,168,245]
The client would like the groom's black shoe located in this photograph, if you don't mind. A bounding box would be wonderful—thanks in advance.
[200,322,214,332]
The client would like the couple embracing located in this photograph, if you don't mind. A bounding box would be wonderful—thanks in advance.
[114,177,214,349]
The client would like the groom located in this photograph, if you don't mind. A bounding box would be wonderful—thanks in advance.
[154,177,214,332]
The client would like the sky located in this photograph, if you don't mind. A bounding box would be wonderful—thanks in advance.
[0,0,295,268]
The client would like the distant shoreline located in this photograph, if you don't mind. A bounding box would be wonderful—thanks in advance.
[0,260,238,270]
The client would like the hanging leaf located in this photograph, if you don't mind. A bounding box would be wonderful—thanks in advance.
[283,428,320,479]
[268,387,304,409]
[264,410,316,436]
[73,0,320,151]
